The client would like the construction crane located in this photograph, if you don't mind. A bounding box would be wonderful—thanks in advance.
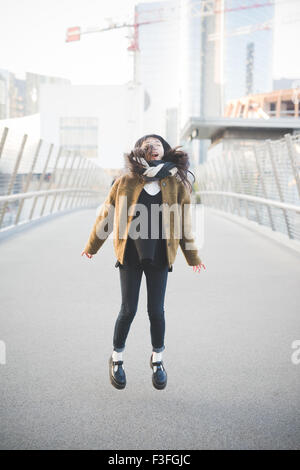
[65,0,279,47]
[66,10,167,84]
[65,0,296,93]
[65,0,275,84]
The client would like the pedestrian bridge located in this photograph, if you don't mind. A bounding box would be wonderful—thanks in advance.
[0,125,300,449]
[0,205,299,450]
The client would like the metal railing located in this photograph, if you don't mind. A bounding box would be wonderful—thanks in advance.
[0,126,111,232]
[196,133,300,241]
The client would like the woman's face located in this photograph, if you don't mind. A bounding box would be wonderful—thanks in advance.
[140,138,164,161]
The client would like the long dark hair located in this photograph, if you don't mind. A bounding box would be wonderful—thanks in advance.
[124,134,195,193]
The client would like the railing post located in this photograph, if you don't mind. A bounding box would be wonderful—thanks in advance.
[237,148,250,219]
[73,160,91,208]
[205,162,215,208]
[241,146,261,224]
[210,159,222,211]
[266,139,293,238]
[84,163,96,207]
[197,166,206,205]
[40,146,63,217]
[215,157,227,211]
[284,133,300,200]
[28,142,54,221]
[65,155,85,210]
[201,165,209,207]
[209,162,219,209]
[216,157,227,211]
[222,150,235,215]
[0,127,9,224]
[253,143,275,231]
[49,150,71,214]
[57,151,78,211]
[15,139,43,225]
[0,134,28,229]
[231,150,244,217]
[91,168,98,206]
[228,150,240,216]
[69,157,89,209]
[0,127,9,160]
[82,163,96,207]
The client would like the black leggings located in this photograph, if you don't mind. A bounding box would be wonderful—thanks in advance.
[113,263,169,353]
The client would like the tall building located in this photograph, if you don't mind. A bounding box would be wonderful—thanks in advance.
[135,1,180,145]
[178,0,224,165]
[178,0,202,132]
[178,0,223,129]
[223,0,274,104]
[178,0,275,165]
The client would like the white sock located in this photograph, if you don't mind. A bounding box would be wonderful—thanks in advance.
[112,350,123,372]
[152,352,162,362]
[152,352,163,373]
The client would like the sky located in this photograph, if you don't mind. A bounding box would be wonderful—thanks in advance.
[0,0,167,85]
[273,0,300,81]
[0,0,300,86]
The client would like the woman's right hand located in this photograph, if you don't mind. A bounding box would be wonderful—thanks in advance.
[81,251,93,259]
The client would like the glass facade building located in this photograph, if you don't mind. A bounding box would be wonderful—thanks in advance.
[223,0,274,104]
[178,0,274,165]
[136,1,180,144]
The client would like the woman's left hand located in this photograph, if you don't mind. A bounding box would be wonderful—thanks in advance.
[192,262,206,273]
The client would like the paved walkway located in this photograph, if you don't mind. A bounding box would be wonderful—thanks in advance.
[0,207,300,449]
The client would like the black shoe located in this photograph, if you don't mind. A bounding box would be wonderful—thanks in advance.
[150,354,167,390]
[109,355,126,390]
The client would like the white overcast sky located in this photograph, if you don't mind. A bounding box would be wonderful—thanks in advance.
[0,0,299,85]
[0,0,164,85]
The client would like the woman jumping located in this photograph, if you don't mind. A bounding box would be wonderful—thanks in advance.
[81,134,206,390]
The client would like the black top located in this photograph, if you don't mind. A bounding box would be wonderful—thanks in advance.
[115,187,173,272]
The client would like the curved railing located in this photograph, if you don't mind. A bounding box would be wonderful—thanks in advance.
[0,126,111,232]
[196,133,300,241]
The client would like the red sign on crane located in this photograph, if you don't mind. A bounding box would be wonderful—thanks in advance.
[66,26,81,42]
